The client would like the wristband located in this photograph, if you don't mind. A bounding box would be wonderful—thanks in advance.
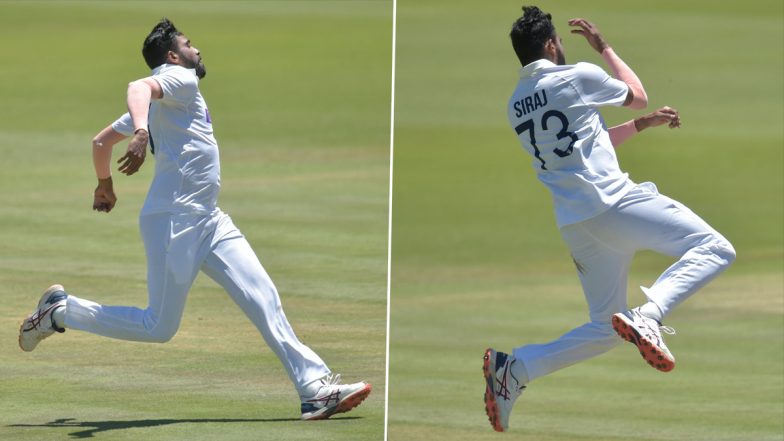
[134,128,148,135]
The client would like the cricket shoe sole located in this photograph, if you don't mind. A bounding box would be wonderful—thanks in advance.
[483,348,526,432]
[483,349,504,432]
[612,313,674,372]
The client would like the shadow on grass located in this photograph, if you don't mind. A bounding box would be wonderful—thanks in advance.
[9,416,361,438]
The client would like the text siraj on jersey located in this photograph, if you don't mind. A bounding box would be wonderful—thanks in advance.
[512,89,548,117]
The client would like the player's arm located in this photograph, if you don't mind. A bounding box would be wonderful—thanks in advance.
[568,18,648,109]
[117,77,163,176]
[608,106,681,147]
[127,77,163,130]
[92,125,128,213]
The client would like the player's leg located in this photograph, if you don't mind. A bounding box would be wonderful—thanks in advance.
[623,184,735,319]
[201,214,330,389]
[485,221,631,431]
[512,221,632,381]
[593,183,735,370]
[21,213,200,348]
[200,213,370,419]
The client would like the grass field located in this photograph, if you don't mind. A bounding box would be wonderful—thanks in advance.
[389,1,783,440]
[0,1,391,440]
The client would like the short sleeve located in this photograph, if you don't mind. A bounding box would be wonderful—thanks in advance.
[153,66,198,104]
[111,112,134,136]
[571,62,628,107]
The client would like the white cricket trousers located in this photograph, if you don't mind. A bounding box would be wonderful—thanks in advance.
[514,182,736,382]
[63,210,330,393]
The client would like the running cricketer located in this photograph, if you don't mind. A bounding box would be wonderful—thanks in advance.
[483,6,736,432]
[19,18,371,421]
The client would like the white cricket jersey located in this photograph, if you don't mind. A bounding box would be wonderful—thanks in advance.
[508,59,634,227]
[112,64,220,216]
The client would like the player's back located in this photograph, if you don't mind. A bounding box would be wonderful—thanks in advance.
[507,59,632,227]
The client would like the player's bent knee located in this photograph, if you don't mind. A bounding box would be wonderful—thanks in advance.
[722,240,736,265]
[689,233,736,270]
[141,310,180,343]
[143,319,178,343]
[711,236,736,267]
[146,327,177,343]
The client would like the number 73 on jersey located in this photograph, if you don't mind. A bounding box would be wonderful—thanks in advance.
[514,110,577,171]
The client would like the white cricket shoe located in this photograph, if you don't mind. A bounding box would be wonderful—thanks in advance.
[483,348,525,432]
[19,284,68,352]
[300,374,372,420]
[612,307,677,372]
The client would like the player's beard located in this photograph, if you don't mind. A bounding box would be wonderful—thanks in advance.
[195,61,207,79]
[179,53,207,79]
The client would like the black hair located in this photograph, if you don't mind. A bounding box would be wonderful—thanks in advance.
[142,18,182,69]
[509,6,556,66]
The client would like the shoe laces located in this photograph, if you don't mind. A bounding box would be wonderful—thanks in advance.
[634,316,675,346]
[659,325,676,336]
[497,360,524,400]
[633,309,676,336]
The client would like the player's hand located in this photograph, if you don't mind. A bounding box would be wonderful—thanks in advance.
[634,106,681,131]
[93,177,117,213]
[117,129,148,176]
[568,18,609,53]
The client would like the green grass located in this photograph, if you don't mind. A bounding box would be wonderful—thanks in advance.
[0,1,391,440]
[389,1,783,440]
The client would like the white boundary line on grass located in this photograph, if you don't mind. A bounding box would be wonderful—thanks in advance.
[384,0,396,440]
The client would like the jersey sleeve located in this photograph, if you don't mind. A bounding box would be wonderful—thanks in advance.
[153,67,198,104]
[571,62,629,107]
[110,112,134,136]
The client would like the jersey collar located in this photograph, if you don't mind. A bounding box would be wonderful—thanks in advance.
[151,63,198,79]
[519,59,556,78]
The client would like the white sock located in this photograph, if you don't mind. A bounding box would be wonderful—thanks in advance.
[639,301,664,323]
[510,358,530,386]
[52,306,66,329]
